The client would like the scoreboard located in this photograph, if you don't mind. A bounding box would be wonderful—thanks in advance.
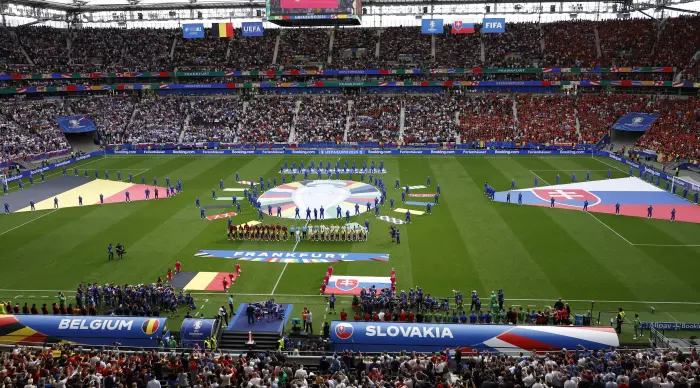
[266,0,361,26]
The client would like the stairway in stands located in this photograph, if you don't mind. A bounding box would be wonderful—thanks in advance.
[219,331,281,353]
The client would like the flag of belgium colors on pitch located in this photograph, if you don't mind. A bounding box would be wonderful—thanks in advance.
[213,23,234,38]
[141,319,161,335]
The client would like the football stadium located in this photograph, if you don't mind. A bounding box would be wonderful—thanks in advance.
[0,0,700,384]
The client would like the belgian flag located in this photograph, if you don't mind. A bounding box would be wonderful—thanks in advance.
[141,319,161,335]
[213,23,234,38]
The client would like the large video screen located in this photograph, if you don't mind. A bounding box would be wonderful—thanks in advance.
[267,0,360,17]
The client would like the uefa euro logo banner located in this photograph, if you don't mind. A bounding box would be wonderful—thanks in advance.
[451,21,475,34]
[421,19,444,34]
[482,18,506,33]
[183,24,205,39]
[242,22,264,37]
[56,116,97,133]
[612,112,660,131]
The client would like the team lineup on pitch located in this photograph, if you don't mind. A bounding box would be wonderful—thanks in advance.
[1,154,699,343]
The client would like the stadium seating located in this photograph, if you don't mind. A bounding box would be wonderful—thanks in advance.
[459,94,516,143]
[184,97,245,143]
[515,94,578,144]
[403,95,460,143]
[542,20,598,67]
[635,97,700,160]
[124,96,190,144]
[575,94,650,144]
[294,96,348,143]
[238,97,296,143]
[68,95,136,145]
[0,340,694,388]
[0,18,699,72]
[0,99,70,163]
[347,95,401,142]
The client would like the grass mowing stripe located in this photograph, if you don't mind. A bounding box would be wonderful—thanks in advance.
[0,209,58,236]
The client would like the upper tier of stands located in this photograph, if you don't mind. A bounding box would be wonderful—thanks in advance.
[1,16,698,74]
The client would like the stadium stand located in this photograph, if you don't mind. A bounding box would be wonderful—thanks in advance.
[483,22,541,68]
[277,29,330,70]
[68,95,136,145]
[347,95,401,142]
[0,99,70,163]
[332,28,380,69]
[635,97,700,160]
[575,94,650,144]
[1,340,697,388]
[515,94,578,144]
[124,96,190,144]
[294,96,348,143]
[542,20,598,67]
[238,97,296,143]
[403,95,460,143]
[459,94,517,143]
[379,27,432,68]
[184,97,245,143]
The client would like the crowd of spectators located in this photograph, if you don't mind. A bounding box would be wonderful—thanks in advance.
[13,26,70,74]
[515,95,578,144]
[70,28,173,73]
[436,26,483,68]
[575,94,650,143]
[347,95,401,142]
[0,98,70,163]
[229,29,279,71]
[238,97,296,143]
[597,19,655,67]
[653,16,700,70]
[184,97,244,143]
[173,31,228,71]
[542,21,598,67]
[403,94,460,143]
[332,28,379,69]
[294,96,348,143]
[277,29,330,70]
[1,18,700,74]
[3,337,700,388]
[459,94,516,143]
[68,95,136,145]
[635,97,700,160]
[483,22,542,68]
[379,27,432,68]
[124,96,190,144]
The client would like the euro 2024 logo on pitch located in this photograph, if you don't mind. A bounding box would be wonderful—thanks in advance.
[335,322,354,340]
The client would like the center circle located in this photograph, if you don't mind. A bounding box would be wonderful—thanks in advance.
[258,180,382,219]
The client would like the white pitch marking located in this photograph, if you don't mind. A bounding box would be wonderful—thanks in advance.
[0,209,58,237]
[270,219,309,295]
[586,212,634,245]
[633,243,700,247]
[665,312,680,323]
[592,156,628,174]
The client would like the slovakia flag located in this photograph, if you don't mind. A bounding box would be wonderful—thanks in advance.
[452,21,475,34]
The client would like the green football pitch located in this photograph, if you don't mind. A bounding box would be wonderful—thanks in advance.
[1,155,699,344]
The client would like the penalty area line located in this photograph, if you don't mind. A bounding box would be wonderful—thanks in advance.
[592,156,627,174]
[633,243,700,247]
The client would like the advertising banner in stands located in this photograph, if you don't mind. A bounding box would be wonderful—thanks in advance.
[329,321,619,352]
[180,319,216,348]
[421,19,444,34]
[0,67,677,81]
[611,112,660,131]
[242,22,264,37]
[56,116,97,133]
[640,322,700,331]
[0,315,169,347]
[183,24,205,39]
[482,18,506,33]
